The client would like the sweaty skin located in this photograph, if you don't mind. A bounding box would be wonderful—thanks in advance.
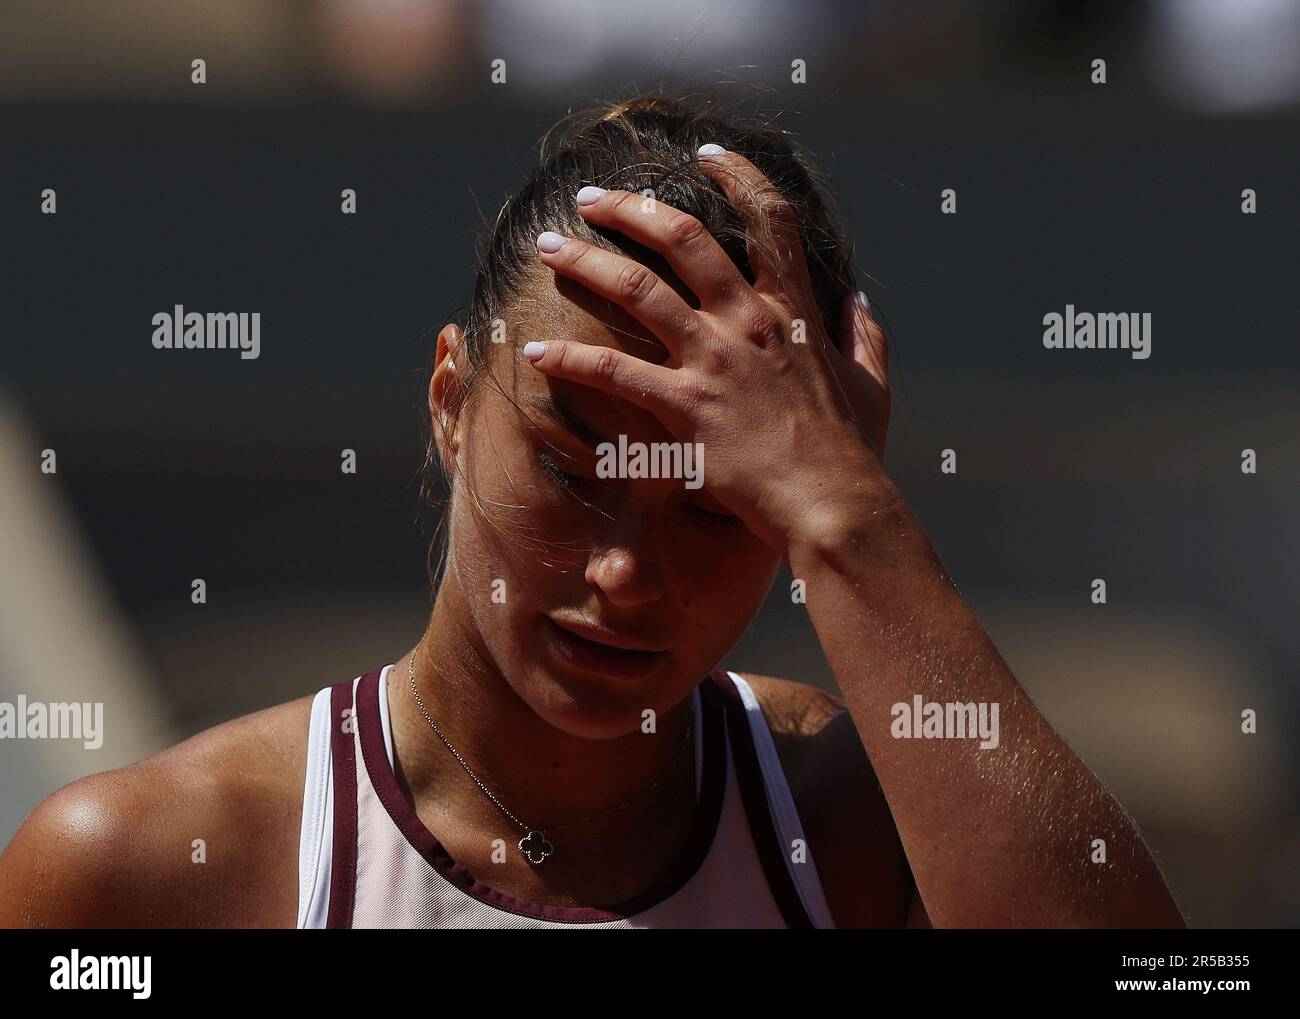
[0,146,1182,929]
[521,148,1185,927]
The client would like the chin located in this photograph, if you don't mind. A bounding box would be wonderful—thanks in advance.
[513,658,685,741]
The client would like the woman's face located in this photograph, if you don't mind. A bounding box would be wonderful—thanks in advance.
[440,271,782,740]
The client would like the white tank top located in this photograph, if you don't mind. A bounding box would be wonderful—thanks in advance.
[296,663,836,928]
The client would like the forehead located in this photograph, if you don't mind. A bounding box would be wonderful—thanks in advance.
[507,247,696,438]
[525,241,695,359]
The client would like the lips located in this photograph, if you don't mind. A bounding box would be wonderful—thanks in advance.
[549,616,662,652]
[544,616,666,680]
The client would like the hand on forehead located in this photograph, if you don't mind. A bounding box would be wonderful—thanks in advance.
[512,258,690,444]
[545,240,697,365]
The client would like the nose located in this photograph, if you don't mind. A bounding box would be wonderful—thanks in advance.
[584,515,669,609]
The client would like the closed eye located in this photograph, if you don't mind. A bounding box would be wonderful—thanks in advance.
[688,502,742,526]
[536,448,587,490]
[539,446,739,526]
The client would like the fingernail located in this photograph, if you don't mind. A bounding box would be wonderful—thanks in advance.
[522,341,546,362]
[575,186,607,206]
[536,232,568,253]
[697,143,726,157]
[855,290,872,315]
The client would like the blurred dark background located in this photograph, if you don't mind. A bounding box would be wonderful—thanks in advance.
[1,0,1297,927]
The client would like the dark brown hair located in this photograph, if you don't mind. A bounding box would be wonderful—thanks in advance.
[417,92,859,592]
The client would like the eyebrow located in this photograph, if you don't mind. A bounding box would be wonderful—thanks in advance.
[523,394,607,451]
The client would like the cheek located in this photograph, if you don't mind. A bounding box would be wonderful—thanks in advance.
[449,447,576,603]
[670,552,777,671]
[449,448,529,586]
[673,527,779,616]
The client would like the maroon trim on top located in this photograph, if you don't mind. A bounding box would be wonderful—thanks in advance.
[356,665,728,924]
[325,677,362,930]
[712,671,814,929]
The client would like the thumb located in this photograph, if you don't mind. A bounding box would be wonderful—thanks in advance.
[837,290,889,392]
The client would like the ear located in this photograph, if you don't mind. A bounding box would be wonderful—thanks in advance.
[429,322,466,470]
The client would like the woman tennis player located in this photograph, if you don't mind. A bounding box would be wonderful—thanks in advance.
[0,96,1183,928]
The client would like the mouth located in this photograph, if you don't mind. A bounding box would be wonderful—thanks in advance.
[543,616,667,680]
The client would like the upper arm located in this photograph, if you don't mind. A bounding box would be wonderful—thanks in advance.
[0,694,315,928]
[740,673,918,928]
[0,771,160,927]
[795,703,917,927]
[0,762,262,927]
[905,888,933,928]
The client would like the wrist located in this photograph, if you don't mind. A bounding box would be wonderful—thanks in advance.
[780,458,911,566]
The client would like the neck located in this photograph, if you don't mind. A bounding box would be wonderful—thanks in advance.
[387,564,697,847]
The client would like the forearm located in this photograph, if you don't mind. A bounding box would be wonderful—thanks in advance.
[786,470,1185,928]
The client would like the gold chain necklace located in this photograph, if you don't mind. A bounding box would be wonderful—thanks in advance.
[404,638,695,864]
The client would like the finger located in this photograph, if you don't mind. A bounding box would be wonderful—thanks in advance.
[573,187,750,310]
[834,290,890,456]
[694,144,814,303]
[521,339,683,421]
[535,230,700,360]
[837,290,888,391]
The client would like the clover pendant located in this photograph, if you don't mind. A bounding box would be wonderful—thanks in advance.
[519,829,554,864]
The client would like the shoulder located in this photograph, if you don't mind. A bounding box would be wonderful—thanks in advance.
[0,691,319,928]
[729,671,844,742]
[732,671,916,927]
[726,671,847,790]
